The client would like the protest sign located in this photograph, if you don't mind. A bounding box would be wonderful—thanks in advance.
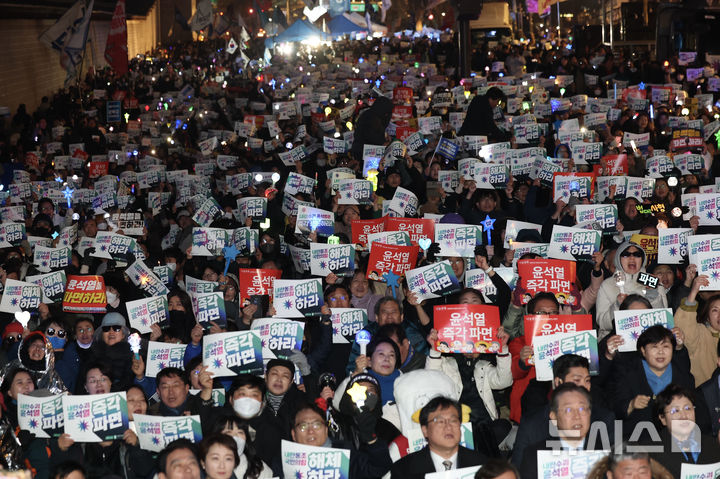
[62,276,105,313]
[126,260,170,297]
[126,296,169,334]
[273,278,324,317]
[351,218,384,249]
[406,261,461,301]
[524,314,593,346]
[285,173,317,195]
[237,268,282,304]
[295,206,334,236]
[17,393,64,439]
[251,317,304,359]
[192,197,222,227]
[696,194,720,226]
[92,232,136,262]
[191,227,228,256]
[533,330,599,380]
[310,243,354,277]
[33,246,71,273]
[434,304,502,353]
[146,341,187,377]
[0,223,26,248]
[547,225,601,262]
[192,291,227,330]
[614,308,674,352]
[26,271,66,304]
[384,217,435,246]
[389,187,419,216]
[134,414,202,453]
[281,440,350,479]
[62,392,128,442]
[337,179,373,205]
[504,220,542,248]
[518,259,578,306]
[202,331,264,376]
[366,231,411,250]
[536,451,607,479]
[697,251,720,291]
[366,242,419,281]
[575,204,618,230]
[236,197,267,223]
[434,224,483,257]
[658,228,692,264]
[330,308,368,344]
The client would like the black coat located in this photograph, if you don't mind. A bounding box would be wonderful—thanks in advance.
[695,367,720,436]
[646,428,720,478]
[457,94,508,142]
[390,446,485,479]
[612,350,695,438]
[350,97,393,161]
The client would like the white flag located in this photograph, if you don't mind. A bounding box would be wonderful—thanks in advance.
[39,0,95,83]
[190,0,213,31]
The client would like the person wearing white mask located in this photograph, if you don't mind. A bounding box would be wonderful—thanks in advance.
[209,413,273,479]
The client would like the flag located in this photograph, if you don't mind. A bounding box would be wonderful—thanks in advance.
[39,0,95,84]
[104,0,128,75]
[381,0,391,22]
[175,6,191,30]
[211,12,230,38]
[190,0,213,31]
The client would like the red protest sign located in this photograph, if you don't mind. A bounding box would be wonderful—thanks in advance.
[366,242,418,281]
[434,304,502,353]
[25,152,40,171]
[392,105,414,124]
[518,258,578,306]
[396,126,418,142]
[238,268,282,304]
[523,314,593,346]
[63,275,106,313]
[88,161,110,178]
[384,217,435,245]
[351,218,385,249]
[393,87,415,105]
[601,154,628,176]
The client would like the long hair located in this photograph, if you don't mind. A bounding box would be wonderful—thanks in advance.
[209,412,265,479]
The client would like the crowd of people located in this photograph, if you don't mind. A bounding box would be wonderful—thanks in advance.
[0,27,719,479]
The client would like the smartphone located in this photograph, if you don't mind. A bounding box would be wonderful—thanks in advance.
[249,295,268,319]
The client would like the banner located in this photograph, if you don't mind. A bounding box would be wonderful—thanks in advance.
[237,268,281,304]
[330,308,368,344]
[26,271,66,304]
[366,242,418,281]
[250,317,304,359]
[310,243,354,277]
[62,275,105,313]
[62,392,128,442]
[533,330,599,381]
[434,224,482,257]
[18,393,64,438]
[658,228,692,264]
[614,308,674,352]
[273,279,324,317]
[134,414,202,453]
[192,291,227,330]
[518,259,577,307]
[126,296,169,334]
[523,314,593,346]
[281,440,350,479]
[405,261,461,301]
[434,304,502,354]
[202,331,264,377]
[547,225,601,262]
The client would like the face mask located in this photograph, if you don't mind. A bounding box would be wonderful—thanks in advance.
[233,397,262,418]
[260,243,274,254]
[166,262,177,271]
[106,292,118,304]
[224,212,233,219]
[97,222,108,231]
[48,336,66,350]
[233,436,246,455]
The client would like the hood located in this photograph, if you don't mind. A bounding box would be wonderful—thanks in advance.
[614,241,646,276]
[370,97,393,125]
[18,331,54,374]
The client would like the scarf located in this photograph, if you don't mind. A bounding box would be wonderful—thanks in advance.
[642,359,673,396]
[266,392,284,413]
[368,369,401,404]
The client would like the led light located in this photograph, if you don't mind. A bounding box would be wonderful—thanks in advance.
[346,121,353,130]
[324,107,332,116]
[255,174,263,182]
[271,172,281,182]
[668,177,678,187]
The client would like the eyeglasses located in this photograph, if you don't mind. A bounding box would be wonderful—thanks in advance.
[87,377,110,386]
[295,420,325,432]
[5,334,22,342]
[329,296,348,302]
[535,310,560,315]
[620,250,643,258]
[559,406,591,415]
[430,416,461,427]
[666,405,695,416]
[261,238,275,244]
[102,325,122,333]
[45,328,66,338]
[77,327,93,334]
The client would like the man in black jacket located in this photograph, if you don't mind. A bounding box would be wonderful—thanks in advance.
[458,87,509,143]
[390,396,485,478]
[350,96,393,161]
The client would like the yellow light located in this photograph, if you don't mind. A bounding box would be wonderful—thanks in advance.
[367,170,379,191]
[324,107,332,116]
[464,91,470,99]
[346,121,353,130]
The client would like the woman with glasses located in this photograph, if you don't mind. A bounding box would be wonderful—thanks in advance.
[4,330,66,392]
[85,312,134,393]
[596,241,669,340]
[1,321,24,365]
[83,362,113,395]
[643,385,720,477]
[38,318,80,393]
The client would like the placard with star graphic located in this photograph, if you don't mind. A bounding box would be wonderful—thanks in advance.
[126,296,169,334]
[533,330,599,381]
[26,270,67,304]
[658,228,693,264]
[18,393,64,439]
[0,278,42,313]
[696,193,720,226]
[273,278,324,318]
[202,331,263,377]
[250,317,304,360]
[547,225,601,262]
[330,308,368,344]
[310,243,354,277]
[281,440,350,479]
[614,308,674,352]
[698,251,720,291]
[405,260,461,302]
[33,245,71,273]
[145,341,188,377]
[134,414,202,453]
[62,392,128,442]
[336,179,373,205]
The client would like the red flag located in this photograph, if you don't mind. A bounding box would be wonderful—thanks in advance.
[104,0,128,75]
